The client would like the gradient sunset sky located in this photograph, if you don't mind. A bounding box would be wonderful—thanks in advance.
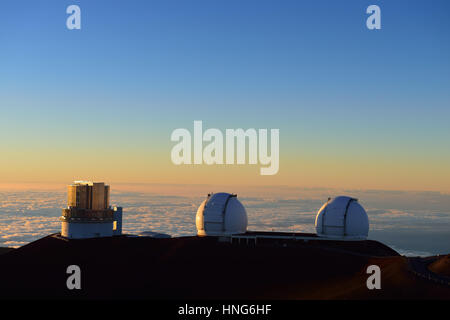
[1,0,449,192]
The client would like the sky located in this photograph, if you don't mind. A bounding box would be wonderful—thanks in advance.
[1,0,450,192]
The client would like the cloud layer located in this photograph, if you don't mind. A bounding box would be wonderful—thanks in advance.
[1,188,449,256]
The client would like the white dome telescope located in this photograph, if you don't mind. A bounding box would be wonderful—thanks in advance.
[196,192,248,236]
[315,196,369,240]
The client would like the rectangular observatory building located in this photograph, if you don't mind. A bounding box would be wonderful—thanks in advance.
[60,181,122,239]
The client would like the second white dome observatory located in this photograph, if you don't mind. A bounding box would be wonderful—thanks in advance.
[315,196,369,240]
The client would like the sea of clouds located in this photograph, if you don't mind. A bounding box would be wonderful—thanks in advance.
[0,187,449,256]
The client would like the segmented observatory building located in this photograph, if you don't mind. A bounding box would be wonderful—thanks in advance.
[60,181,122,239]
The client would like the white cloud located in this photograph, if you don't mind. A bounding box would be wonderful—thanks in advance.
[0,189,449,256]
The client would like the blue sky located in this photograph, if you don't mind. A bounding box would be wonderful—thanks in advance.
[0,0,449,190]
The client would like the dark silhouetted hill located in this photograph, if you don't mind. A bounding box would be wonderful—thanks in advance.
[0,248,14,255]
[429,255,450,277]
[0,234,448,299]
